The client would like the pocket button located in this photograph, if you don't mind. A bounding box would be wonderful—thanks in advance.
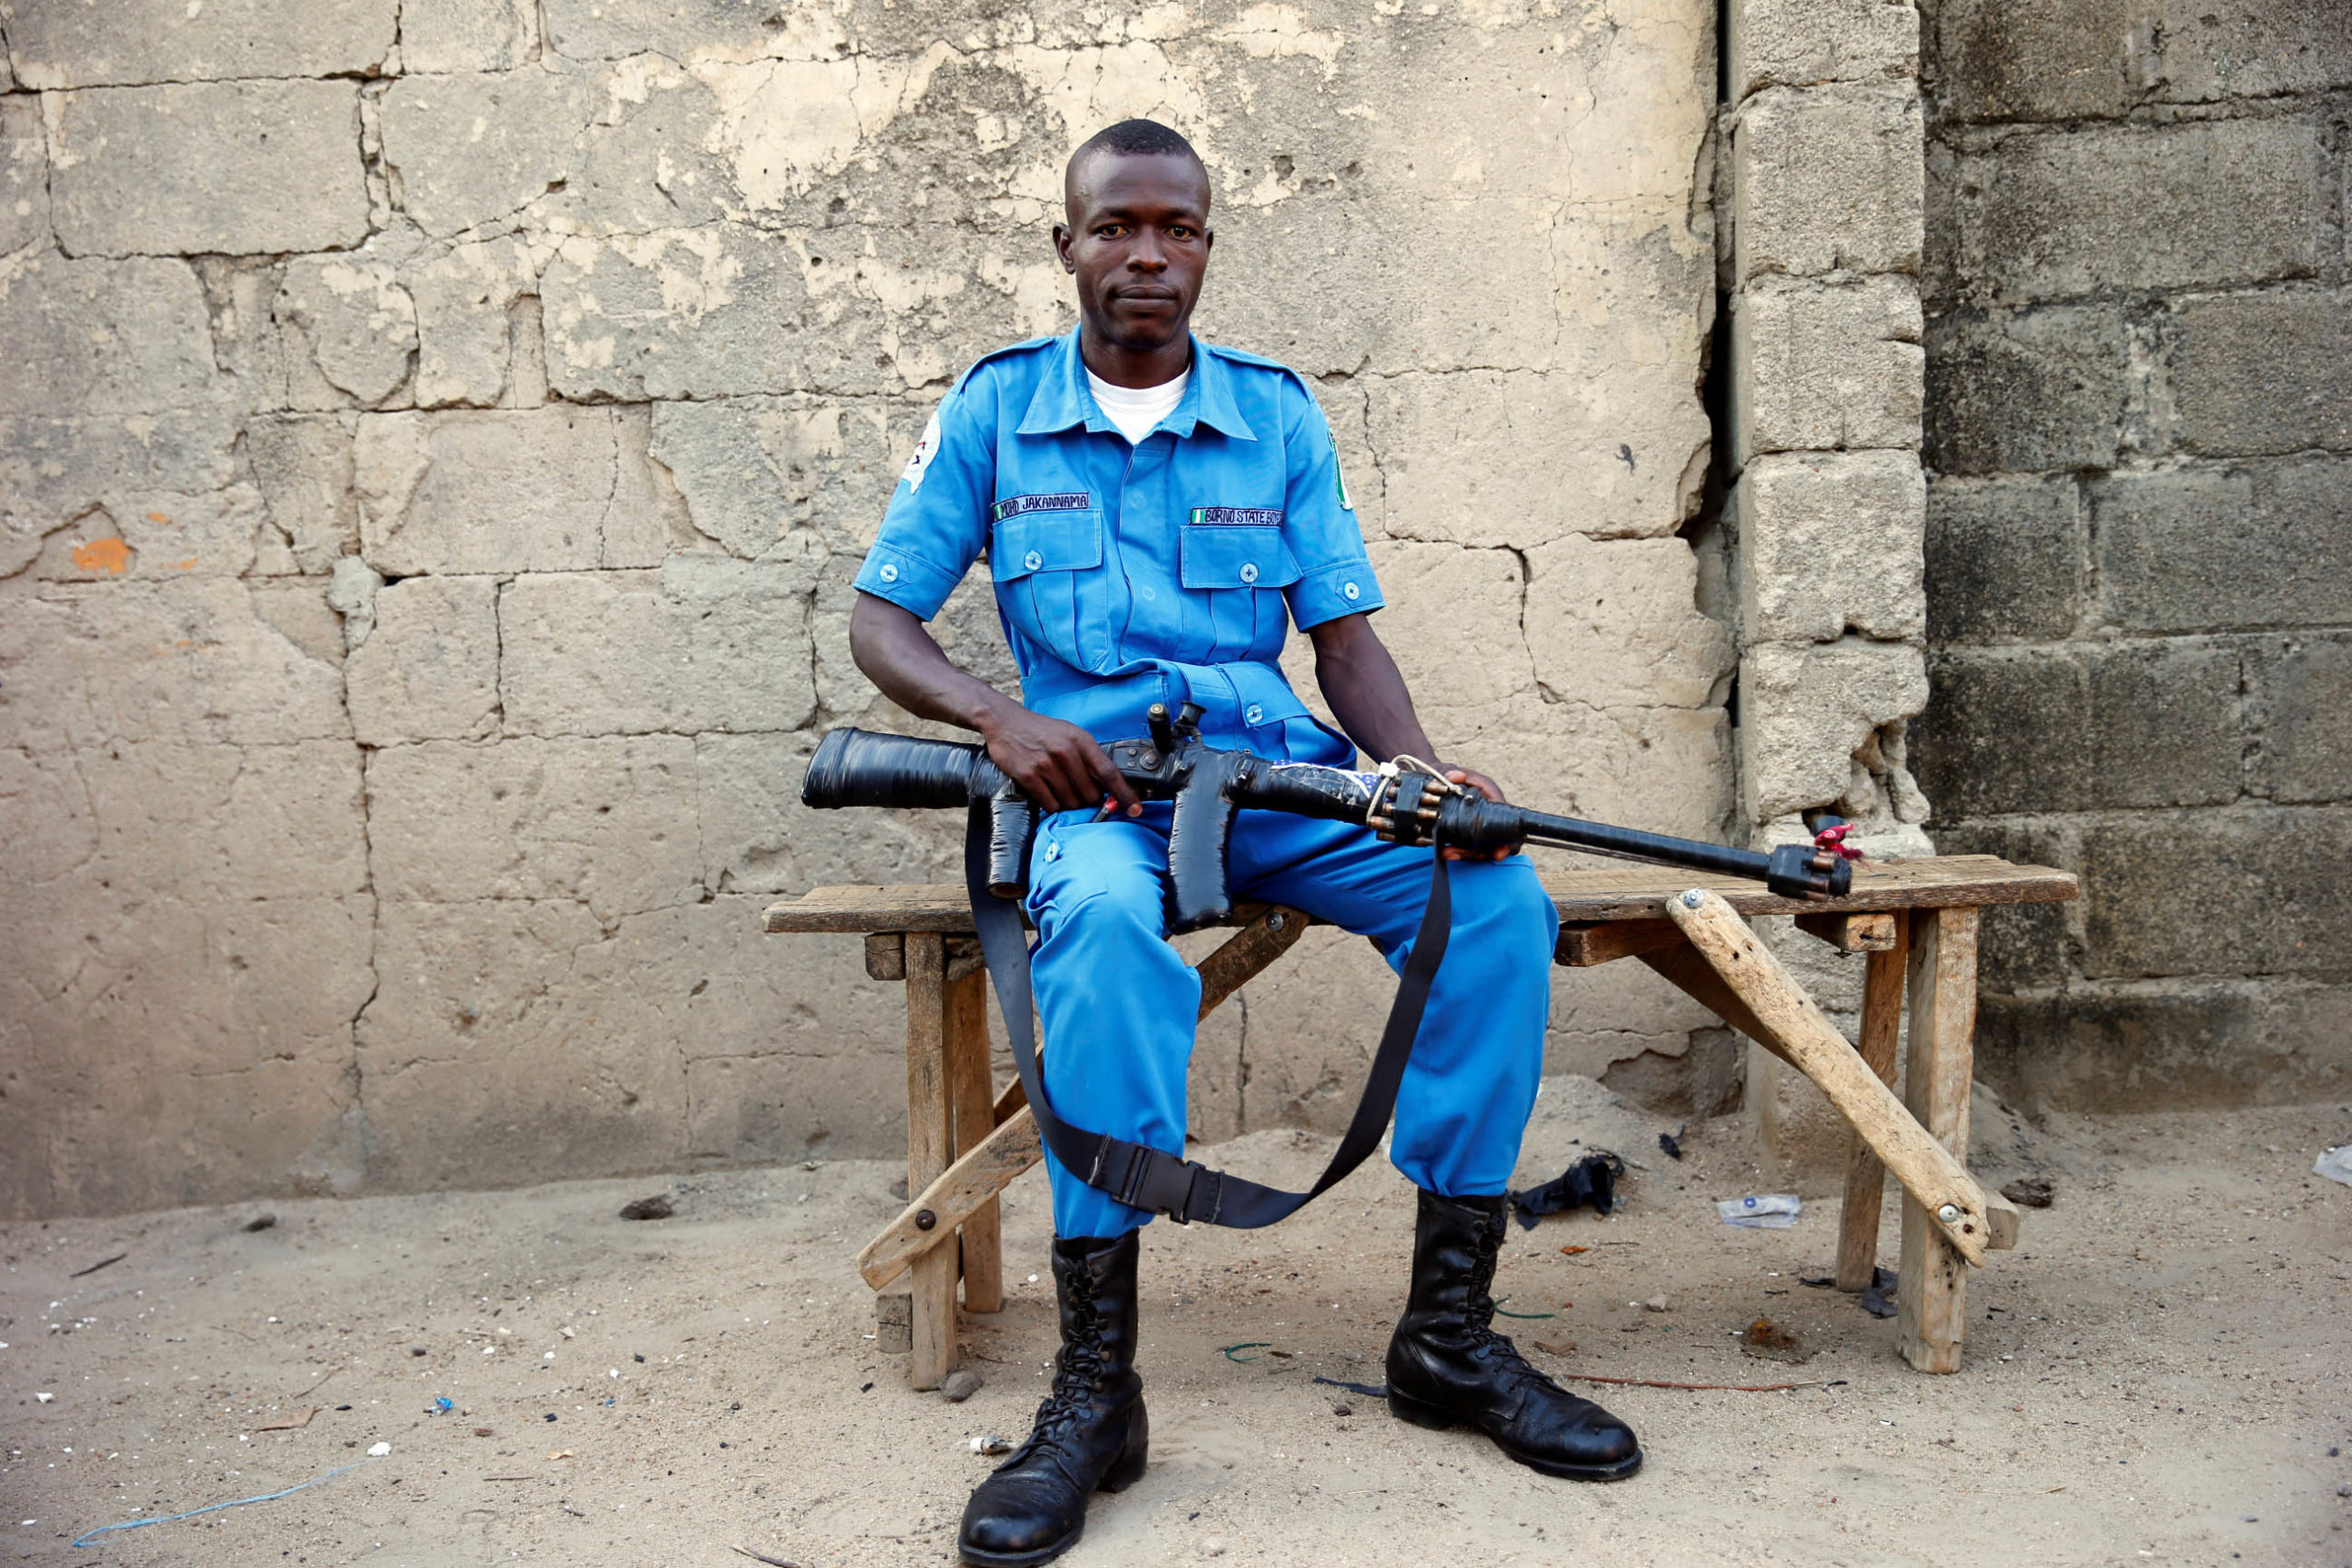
[1024,549,1043,571]
[1244,704,1265,725]
[1239,562,1259,584]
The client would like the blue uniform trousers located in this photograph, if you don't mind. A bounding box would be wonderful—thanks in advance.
[1024,802,1560,1239]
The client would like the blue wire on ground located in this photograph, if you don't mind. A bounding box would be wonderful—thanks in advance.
[72,1457,378,1549]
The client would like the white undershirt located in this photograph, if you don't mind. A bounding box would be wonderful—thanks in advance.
[1087,367,1190,446]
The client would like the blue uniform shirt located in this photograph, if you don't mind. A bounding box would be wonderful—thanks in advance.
[852,328,1385,763]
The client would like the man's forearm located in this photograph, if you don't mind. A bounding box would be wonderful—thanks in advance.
[1306,613,1442,765]
[848,591,1140,815]
[847,592,1020,739]
[1309,612,1516,858]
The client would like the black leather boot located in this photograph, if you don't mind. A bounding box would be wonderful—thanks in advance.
[1386,1189,1642,1481]
[958,1232,1149,1566]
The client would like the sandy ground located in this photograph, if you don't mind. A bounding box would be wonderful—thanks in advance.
[6,1077,2350,1568]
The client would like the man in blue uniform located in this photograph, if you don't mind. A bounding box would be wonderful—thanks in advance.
[849,119,1642,1566]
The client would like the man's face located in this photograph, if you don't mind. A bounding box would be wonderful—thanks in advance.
[1054,150,1215,355]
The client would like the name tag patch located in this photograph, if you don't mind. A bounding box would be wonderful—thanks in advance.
[992,492,1091,522]
[1189,506,1284,527]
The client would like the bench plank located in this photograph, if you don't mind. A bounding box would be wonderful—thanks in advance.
[1664,890,2016,1269]
[1195,906,1309,1014]
[1556,919,1684,968]
[863,1108,1043,1294]
[764,855,2078,934]
[1538,856,2076,920]
[1796,910,1899,953]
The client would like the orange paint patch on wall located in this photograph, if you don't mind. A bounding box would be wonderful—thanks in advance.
[146,512,172,525]
[71,537,133,574]
[176,558,199,570]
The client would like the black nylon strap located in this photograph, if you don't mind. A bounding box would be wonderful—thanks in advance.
[966,803,1454,1229]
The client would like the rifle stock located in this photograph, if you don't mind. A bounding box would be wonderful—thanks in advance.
[801,728,1032,897]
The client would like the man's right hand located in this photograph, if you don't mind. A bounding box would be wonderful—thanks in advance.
[979,703,1144,817]
[846,592,1142,817]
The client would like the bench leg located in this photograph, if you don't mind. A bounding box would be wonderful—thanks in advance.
[1897,907,1980,1373]
[904,932,957,1390]
[944,963,1003,1314]
[857,906,1315,1300]
[1662,892,2008,1268]
[1836,912,1910,1292]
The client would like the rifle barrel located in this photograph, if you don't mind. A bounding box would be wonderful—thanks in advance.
[1510,808,1773,881]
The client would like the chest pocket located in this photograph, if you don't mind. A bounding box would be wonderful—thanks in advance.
[1179,520,1301,662]
[1178,524,1300,591]
[991,508,1105,669]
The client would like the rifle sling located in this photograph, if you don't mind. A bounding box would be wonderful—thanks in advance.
[964,802,1454,1229]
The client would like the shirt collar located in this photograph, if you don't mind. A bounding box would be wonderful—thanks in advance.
[1017,327,1256,442]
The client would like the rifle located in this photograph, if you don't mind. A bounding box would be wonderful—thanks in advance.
[800,700,1852,923]
[797,702,1853,1229]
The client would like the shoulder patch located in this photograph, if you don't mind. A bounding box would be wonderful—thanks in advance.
[952,333,1062,395]
[899,410,943,493]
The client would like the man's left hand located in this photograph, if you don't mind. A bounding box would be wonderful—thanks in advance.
[1440,767,1518,862]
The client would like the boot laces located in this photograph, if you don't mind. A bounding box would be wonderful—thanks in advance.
[1462,1215,1547,1393]
[1021,1278,1108,1449]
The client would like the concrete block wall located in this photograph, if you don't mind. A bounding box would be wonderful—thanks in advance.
[1912,0,2352,1111]
[0,0,1732,1217]
[1718,0,1934,1183]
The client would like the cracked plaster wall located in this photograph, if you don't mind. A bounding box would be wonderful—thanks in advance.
[0,0,1731,1218]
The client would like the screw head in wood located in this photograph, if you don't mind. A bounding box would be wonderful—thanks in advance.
[1680,889,1704,908]
[916,1209,936,1231]
[1267,911,1286,931]
[1937,1203,1961,1224]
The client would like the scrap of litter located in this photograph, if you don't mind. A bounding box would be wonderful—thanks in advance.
[731,1547,804,1568]
[1306,1370,1826,1397]
[1560,1372,1828,1393]
[70,1457,379,1549]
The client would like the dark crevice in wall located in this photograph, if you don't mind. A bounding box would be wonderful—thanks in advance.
[1600,0,1748,1122]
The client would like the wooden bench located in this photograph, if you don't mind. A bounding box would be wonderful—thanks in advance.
[763,853,2077,1384]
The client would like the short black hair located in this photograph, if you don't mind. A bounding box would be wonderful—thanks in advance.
[1072,118,1202,169]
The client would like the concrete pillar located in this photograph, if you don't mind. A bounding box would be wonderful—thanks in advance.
[1722,0,1934,1186]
